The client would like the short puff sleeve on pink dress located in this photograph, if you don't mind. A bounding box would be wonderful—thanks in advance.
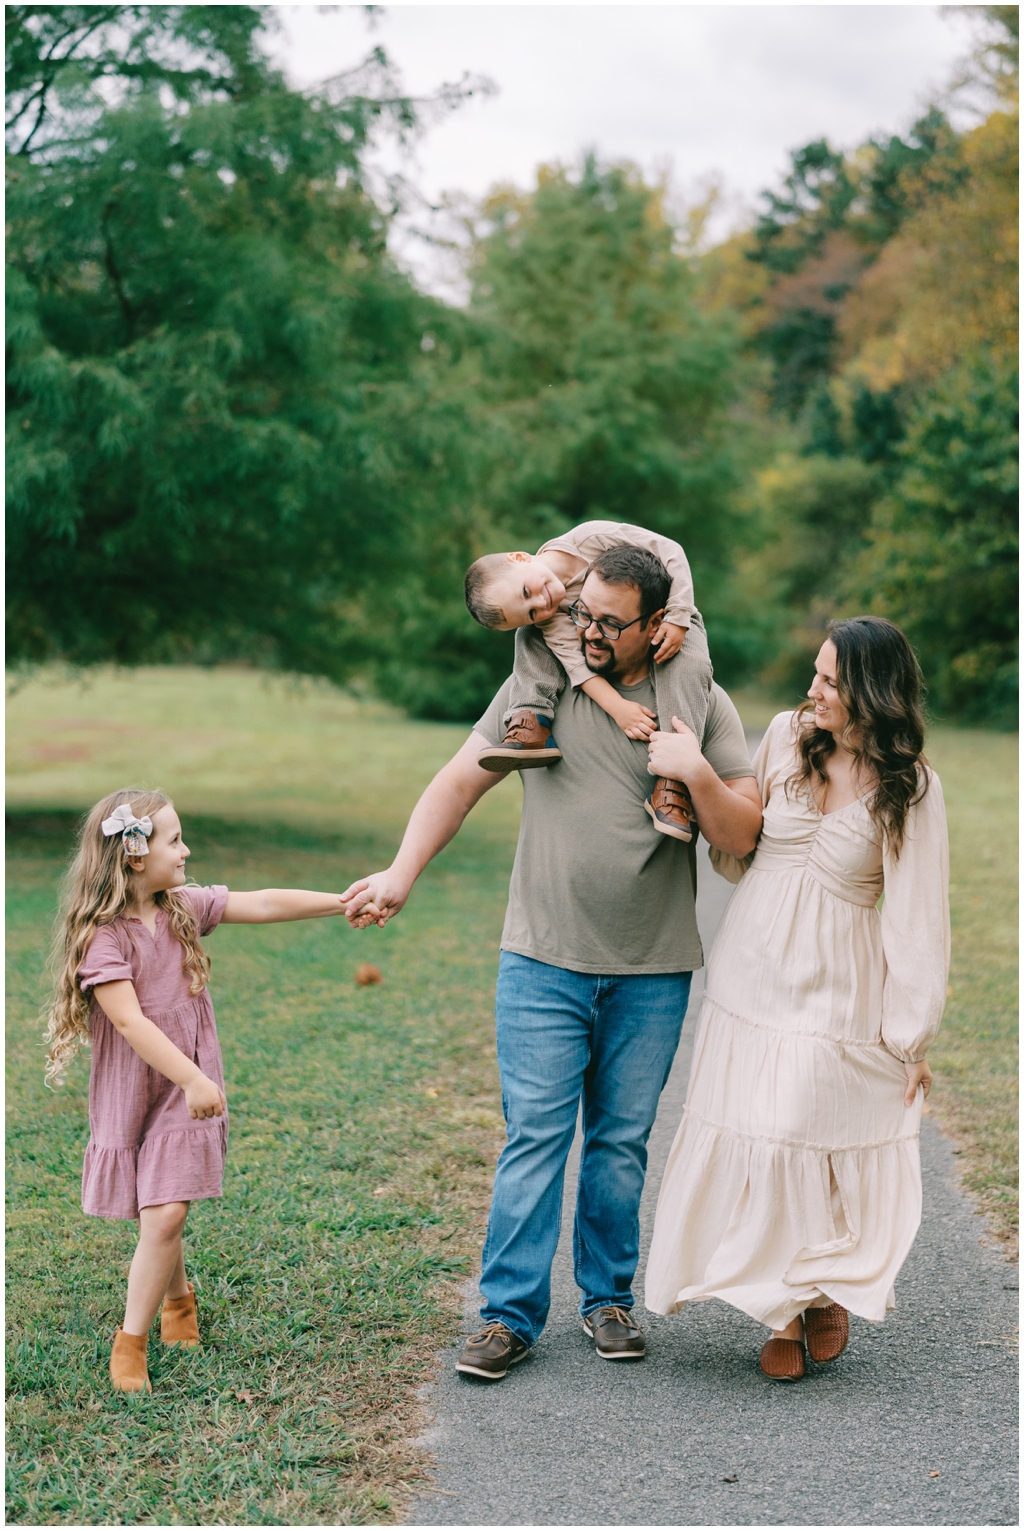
[78,884,229,1219]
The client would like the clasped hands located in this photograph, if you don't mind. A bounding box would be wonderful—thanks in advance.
[340,871,408,930]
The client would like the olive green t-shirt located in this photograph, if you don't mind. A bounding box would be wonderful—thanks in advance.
[475,677,754,975]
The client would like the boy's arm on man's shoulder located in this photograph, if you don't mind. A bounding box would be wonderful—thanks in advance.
[614,525,695,625]
[540,521,696,627]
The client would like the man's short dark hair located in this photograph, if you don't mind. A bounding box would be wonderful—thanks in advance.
[586,544,671,626]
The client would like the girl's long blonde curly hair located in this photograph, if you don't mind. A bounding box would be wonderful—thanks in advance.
[45,789,210,1087]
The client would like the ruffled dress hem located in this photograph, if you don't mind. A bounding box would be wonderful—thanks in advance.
[643,1104,921,1331]
[82,1117,228,1220]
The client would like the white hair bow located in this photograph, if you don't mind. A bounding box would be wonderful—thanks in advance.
[101,803,154,856]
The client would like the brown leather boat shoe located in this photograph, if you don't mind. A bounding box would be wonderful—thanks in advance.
[456,1322,531,1380]
[759,1337,805,1381]
[583,1306,645,1359]
[804,1303,849,1363]
[478,711,562,772]
[644,777,695,841]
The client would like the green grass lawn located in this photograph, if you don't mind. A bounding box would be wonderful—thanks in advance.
[6,668,1018,1525]
[7,669,522,1525]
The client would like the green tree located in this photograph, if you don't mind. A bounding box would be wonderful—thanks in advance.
[845,362,1018,725]
[460,158,757,679]
[7,5,496,702]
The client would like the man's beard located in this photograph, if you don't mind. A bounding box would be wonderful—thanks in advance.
[582,634,616,677]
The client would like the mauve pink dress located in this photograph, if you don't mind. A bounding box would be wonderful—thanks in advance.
[77,884,229,1219]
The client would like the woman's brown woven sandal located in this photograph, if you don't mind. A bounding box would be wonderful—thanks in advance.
[759,1337,805,1381]
[804,1303,849,1363]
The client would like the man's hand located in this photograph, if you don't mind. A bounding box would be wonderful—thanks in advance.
[646,716,704,780]
[340,871,410,929]
[903,1058,932,1107]
[647,717,762,857]
[650,621,687,664]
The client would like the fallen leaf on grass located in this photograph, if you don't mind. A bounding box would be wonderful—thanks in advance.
[233,1390,261,1404]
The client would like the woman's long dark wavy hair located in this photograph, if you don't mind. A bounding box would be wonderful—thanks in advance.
[791,616,928,857]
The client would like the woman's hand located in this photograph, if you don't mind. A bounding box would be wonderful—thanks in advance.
[903,1058,932,1106]
[647,717,706,783]
[184,1071,227,1120]
[651,621,687,664]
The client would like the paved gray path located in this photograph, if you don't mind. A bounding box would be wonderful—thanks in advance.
[408,789,1018,1527]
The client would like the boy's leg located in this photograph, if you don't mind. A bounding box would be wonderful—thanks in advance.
[505,625,567,725]
[476,953,596,1347]
[479,626,565,771]
[646,613,715,840]
[654,611,714,740]
[573,971,691,1324]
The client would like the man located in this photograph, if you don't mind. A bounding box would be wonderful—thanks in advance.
[341,545,761,1379]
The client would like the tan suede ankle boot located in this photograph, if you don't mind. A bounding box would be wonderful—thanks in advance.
[161,1282,200,1347]
[110,1329,151,1392]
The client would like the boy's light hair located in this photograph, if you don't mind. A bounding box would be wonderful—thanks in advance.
[465,553,510,629]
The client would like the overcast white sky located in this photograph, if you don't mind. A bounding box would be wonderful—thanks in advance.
[270,3,978,297]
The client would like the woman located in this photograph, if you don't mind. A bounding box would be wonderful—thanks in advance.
[644,616,949,1381]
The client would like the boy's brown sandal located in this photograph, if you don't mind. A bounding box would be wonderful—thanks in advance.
[804,1303,849,1363]
[161,1282,201,1347]
[759,1337,805,1382]
[645,777,695,842]
[110,1328,152,1393]
[478,712,562,772]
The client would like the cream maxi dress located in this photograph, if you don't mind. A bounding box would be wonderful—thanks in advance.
[644,711,950,1331]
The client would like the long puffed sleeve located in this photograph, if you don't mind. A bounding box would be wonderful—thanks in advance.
[879,770,950,1062]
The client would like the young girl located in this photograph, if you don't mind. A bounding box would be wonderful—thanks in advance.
[46,788,350,1395]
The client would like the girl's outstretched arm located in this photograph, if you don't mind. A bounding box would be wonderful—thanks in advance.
[221,890,347,924]
[92,980,226,1119]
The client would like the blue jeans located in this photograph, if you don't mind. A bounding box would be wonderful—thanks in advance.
[479,952,691,1346]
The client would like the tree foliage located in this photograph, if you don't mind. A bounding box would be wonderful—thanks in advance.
[733,6,1018,722]
[7,4,489,697]
[6,5,1018,725]
[464,160,754,673]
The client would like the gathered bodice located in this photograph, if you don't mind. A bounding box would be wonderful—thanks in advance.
[707,712,950,1064]
[751,784,883,908]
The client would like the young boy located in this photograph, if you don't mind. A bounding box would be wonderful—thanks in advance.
[464,519,714,842]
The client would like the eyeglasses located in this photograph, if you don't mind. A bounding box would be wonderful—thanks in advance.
[567,601,644,642]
